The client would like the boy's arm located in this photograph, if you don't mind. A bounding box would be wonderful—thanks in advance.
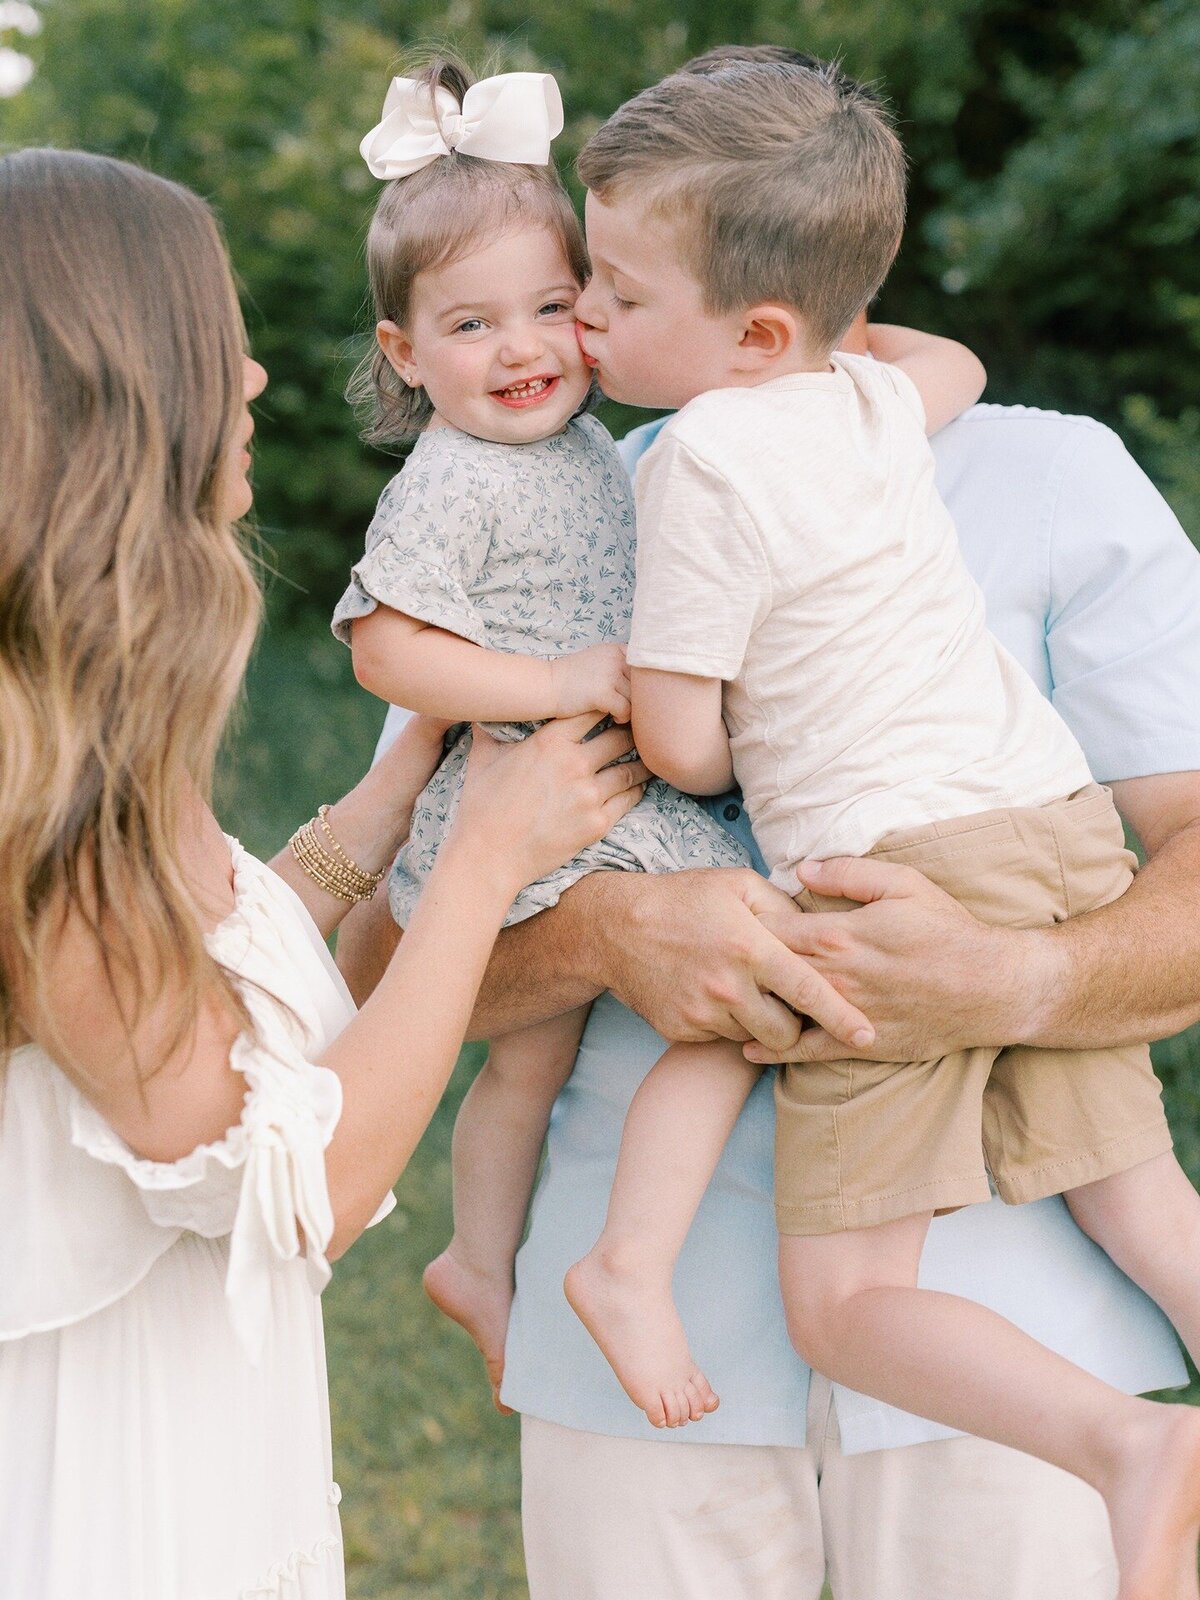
[865,323,986,435]
[630,668,733,795]
[350,606,630,724]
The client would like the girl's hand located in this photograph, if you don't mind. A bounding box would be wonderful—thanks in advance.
[453,714,650,894]
[549,643,631,722]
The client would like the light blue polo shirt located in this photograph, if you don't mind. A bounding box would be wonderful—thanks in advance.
[496,403,1200,1452]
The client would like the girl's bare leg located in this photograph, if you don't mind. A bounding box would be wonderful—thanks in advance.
[780,1216,1200,1600]
[565,1038,761,1429]
[1066,1151,1200,1363]
[424,1004,589,1411]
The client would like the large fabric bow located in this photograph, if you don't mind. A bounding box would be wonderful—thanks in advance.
[360,72,564,181]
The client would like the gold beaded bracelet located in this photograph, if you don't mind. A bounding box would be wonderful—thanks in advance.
[288,811,385,904]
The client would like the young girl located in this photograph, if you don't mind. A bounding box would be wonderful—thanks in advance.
[0,146,643,1599]
[333,58,748,1406]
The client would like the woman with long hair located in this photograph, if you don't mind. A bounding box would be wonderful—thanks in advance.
[0,147,646,1599]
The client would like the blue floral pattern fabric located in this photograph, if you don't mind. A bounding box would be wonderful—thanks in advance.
[332,416,748,926]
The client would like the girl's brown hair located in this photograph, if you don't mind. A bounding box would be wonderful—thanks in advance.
[0,148,261,1070]
[349,55,591,447]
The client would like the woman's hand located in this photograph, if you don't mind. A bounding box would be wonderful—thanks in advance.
[452,714,649,896]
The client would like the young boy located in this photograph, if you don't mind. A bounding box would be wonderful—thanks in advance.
[565,59,1200,1600]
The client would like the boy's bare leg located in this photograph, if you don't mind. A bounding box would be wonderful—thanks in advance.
[780,1217,1200,1600]
[1065,1152,1200,1363]
[424,1005,589,1411]
[565,1038,760,1429]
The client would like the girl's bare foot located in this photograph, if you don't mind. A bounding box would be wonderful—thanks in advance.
[564,1248,719,1429]
[1102,1402,1200,1600]
[423,1247,514,1415]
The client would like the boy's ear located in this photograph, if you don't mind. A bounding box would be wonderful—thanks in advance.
[377,320,421,388]
[733,304,802,369]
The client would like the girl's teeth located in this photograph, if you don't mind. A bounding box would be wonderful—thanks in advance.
[503,378,550,397]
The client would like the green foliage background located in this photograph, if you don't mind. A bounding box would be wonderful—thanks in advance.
[3,3,1198,1594]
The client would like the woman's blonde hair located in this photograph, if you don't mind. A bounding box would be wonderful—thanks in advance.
[0,149,261,1069]
[348,54,591,447]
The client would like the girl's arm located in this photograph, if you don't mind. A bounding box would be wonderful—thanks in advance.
[350,605,630,724]
[865,323,986,436]
[631,667,733,795]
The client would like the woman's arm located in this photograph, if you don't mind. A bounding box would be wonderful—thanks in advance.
[630,667,733,795]
[865,323,987,435]
[350,606,631,724]
[28,717,649,1252]
[268,712,449,939]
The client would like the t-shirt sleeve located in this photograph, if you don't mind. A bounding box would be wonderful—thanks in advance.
[331,443,496,649]
[869,358,927,430]
[626,433,771,680]
[1046,423,1200,781]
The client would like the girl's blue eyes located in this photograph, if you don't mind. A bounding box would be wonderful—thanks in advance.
[452,302,575,335]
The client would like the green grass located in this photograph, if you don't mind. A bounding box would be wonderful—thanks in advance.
[220,611,1199,1599]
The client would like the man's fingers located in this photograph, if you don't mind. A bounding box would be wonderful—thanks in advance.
[752,935,875,1050]
[796,855,920,906]
[728,990,802,1054]
[745,1026,856,1066]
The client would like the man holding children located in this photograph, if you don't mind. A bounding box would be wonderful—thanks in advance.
[342,43,1200,1600]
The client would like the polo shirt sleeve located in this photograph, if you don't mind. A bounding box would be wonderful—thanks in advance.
[626,432,772,680]
[1047,422,1200,781]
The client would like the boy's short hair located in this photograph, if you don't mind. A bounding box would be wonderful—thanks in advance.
[577,60,905,354]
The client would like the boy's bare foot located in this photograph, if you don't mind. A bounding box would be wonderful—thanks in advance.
[564,1249,719,1429]
[1102,1402,1200,1599]
[423,1247,514,1415]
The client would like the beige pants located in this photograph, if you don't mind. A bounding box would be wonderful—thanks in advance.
[520,1377,1117,1600]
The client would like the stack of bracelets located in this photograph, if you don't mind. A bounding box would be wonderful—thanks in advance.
[289,804,386,904]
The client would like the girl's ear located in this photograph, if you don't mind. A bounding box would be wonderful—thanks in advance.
[377,320,421,388]
[733,305,803,371]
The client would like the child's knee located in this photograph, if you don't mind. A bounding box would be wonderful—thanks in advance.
[783,1282,852,1371]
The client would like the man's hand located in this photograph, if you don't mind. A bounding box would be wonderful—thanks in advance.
[741,856,1046,1066]
[601,867,876,1053]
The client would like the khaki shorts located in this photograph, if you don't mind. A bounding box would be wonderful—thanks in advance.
[774,785,1173,1236]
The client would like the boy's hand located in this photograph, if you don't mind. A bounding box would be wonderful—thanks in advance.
[549,643,632,722]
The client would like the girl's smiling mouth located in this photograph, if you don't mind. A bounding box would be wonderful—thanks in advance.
[492,374,561,408]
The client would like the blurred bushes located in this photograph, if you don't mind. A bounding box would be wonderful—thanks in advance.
[3,0,1197,625]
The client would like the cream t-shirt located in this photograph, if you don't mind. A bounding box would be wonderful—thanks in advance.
[626,353,1092,888]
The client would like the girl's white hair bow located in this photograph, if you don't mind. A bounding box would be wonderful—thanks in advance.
[360,72,565,181]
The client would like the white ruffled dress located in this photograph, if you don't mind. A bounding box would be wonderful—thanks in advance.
[0,841,386,1600]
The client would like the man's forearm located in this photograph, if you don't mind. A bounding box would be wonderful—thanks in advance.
[467,874,620,1038]
[1024,817,1200,1049]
